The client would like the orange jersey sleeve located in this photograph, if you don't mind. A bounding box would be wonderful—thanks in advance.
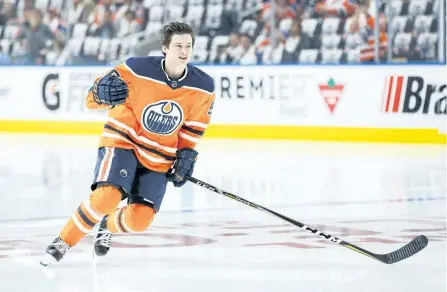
[177,93,215,150]
[85,63,135,110]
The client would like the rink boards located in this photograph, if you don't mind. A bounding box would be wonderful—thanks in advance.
[0,64,445,144]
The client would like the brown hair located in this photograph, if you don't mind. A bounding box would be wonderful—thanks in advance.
[161,21,196,48]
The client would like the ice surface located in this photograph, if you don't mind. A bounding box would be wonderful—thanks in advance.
[0,135,445,292]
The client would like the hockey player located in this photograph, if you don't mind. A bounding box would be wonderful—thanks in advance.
[40,21,215,266]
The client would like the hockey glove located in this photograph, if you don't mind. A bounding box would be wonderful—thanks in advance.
[167,148,198,187]
[92,75,129,106]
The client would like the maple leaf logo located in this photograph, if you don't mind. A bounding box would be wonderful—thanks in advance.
[319,78,344,114]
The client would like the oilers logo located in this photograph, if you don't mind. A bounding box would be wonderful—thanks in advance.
[141,101,183,135]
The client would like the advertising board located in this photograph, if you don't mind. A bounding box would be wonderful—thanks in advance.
[0,64,445,143]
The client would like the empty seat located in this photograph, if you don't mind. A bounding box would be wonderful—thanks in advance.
[210,35,229,49]
[145,22,163,35]
[34,0,49,10]
[108,38,122,61]
[240,19,258,37]
[149,6,164,23]
[298,49,319,63]
[346,33,365,49]
[189,0,204,5]
[0,39,11,54]
[321,49,343,63]
[203,5,223,31]
[414,15,434,33]
[118,42,131,61]
[184,5,204,28]
[82,37,102,56]
[301,18,320,37]
[3,24,20,39]
[408,0,428,17]
[346,48,361,63]
[390,16,409,35]
[279,18,293,33]
[433,0,439,13]
[190,50,208,63]
[10,40,24,56]
[143,0,163,8]
[170,0,188,5]
[194,35,209,51]
[164,5,184,22]
[321,34,342,49]
[225,0,243,10]
[49,0,64,10]
[321,17,340,35]
[45,50,59,65]
[244,0,263,10]
[388,0,403,17]
[416,32,438,59]
[72,23,88,39]
[208,35,229,62]
[68,39,84,56]
[97,38,110,61]
[393,32,414,52]
[207,0,223,5]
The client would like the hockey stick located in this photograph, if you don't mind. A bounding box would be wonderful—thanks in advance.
[186,176,428,264]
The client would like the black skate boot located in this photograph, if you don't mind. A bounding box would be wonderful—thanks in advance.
[94,215,112,256]
[40,237,70,267]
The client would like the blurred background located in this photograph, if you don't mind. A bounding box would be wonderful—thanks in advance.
[0,0,445,66]
[0,2,445,290]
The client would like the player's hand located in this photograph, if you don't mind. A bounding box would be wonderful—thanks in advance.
[92,75,129,106]
[167,148,198,187]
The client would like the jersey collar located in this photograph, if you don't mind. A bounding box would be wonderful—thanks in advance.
[161,58,188,82]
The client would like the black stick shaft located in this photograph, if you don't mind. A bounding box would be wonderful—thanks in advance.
[186,176,428,264]
[186,176,345,243]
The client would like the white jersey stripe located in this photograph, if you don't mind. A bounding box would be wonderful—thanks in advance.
[102,132,172,164]
[184,121,208,128]
[107,118,177,153]
[179,132,200,143]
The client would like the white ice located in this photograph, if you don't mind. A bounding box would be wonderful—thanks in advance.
[0,134,445,292]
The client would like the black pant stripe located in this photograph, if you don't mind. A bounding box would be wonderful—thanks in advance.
[77,207,96,228]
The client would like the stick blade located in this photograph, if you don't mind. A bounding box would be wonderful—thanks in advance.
[383,235,428,264]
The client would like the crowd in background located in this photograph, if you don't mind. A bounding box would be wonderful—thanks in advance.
[0,0,444,65]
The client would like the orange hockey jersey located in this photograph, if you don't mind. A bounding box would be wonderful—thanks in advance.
[85,56,215,173]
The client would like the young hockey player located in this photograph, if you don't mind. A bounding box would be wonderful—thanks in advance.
[40,21,215,266]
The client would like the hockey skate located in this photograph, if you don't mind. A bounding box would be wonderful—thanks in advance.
[40,237,70,267]
[94,215,112,257]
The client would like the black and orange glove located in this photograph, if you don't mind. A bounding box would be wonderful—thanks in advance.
[166,148,198,187]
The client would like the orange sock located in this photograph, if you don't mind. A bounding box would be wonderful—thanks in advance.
[59,186,122,246]
[107,204,155,233]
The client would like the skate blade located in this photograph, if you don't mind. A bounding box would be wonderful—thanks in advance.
[92,249,99,265]
[39,253,56,267]
[92,234,99,266]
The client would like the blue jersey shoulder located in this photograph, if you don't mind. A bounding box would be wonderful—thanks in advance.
[124,56,164,80]
[184,65,215,94]
[123,56,214,94]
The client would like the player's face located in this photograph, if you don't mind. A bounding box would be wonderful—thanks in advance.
[164,34,193,65]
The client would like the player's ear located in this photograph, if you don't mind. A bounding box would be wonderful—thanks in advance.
[162,45,168,55]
